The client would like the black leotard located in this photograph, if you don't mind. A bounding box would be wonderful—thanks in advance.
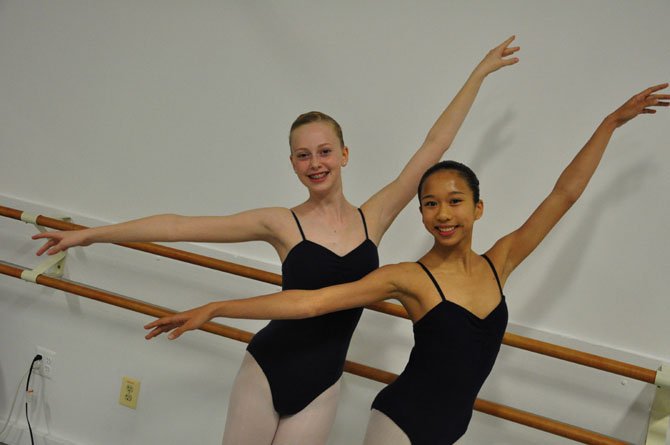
[247,208,379,415]
[371,255,508,444]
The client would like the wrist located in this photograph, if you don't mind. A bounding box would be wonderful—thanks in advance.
[207,301,224,318]
[469,66,488,83]
[600,114,620,132]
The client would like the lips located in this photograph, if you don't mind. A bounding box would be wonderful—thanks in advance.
[308,172,329,182]
[436,225,457,236]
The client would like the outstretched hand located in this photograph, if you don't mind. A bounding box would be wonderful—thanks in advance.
[474,35,520,77]
[608,83,670,128]
[32,230,91,256]
[144,303,216,340]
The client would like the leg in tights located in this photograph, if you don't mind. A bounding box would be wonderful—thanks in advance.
[221,352,279,445]
[362,409,411,445]
[271,378,341,445]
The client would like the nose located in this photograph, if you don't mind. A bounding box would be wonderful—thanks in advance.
[309,155,321,170]
[436,204,452,221]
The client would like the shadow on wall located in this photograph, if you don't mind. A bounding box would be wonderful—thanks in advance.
[516,160,656,323]
[468,107,517,175]
[617,383,658,445]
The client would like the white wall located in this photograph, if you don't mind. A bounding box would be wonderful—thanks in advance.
[1,1,669,444]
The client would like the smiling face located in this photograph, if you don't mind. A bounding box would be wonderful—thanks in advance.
[419,169,483,248]
[289,121,349,193]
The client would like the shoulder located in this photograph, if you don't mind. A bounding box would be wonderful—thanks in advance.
[373,261,424,287]
[247,207,298,242]
[482,242,511,286]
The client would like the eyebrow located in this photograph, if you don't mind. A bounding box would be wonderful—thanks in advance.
[421,191,466,200]
[293,143,333,152]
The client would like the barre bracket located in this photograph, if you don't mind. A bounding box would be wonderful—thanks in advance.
[20,251,67,282]
[646,364,670,445]
[20,212,71,282]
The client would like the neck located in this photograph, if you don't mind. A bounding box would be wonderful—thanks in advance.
[304,181,349,211]
[296,194,354,223]
[422,240,476,270]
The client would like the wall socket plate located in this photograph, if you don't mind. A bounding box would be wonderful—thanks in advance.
[119,376,140,409]
[35,346,56,379]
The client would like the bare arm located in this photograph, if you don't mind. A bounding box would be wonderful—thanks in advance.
[32,207,287,256]
[144,264,407,340]
[487,83,669,281]
[363,36,520,241]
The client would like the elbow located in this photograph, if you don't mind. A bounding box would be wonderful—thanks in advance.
[301,299,322,319]
[165,214,191,241]
[552,186,581,207]
[280,291,322,319]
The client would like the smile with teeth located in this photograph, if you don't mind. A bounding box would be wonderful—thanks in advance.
[436,225,458,235]
[308,172,328,181]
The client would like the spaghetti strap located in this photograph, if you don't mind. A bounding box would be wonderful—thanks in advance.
[481,254,503,295]
[357,208,369,239]
[416,262,447,302]
[290,210,306,241]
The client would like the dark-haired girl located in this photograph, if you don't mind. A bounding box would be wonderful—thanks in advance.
[145,84,668,444]
[33,38,519,444]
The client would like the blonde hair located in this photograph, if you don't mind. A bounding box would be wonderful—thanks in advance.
[289,111,344,148]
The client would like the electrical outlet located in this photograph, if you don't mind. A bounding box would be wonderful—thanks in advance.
[35,346,56,379]
[119,376,140,409]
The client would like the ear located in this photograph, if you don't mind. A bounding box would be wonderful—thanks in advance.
[341,146,349,166]
[474,200,484,220]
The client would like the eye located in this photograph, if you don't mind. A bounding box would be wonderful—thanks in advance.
[295,152,310,160]
[449,198,463,205]
[319,148,332,157]
[423,200,437,207]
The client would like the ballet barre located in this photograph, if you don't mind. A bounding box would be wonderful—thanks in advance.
[1,204,668,444]
[0,205,659,385]
[0,259,634,444]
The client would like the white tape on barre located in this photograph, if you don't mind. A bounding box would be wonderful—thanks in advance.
[20,212,40,225]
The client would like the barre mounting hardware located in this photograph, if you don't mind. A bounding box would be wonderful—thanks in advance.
[19,212,70,282]
[646,364,670,445]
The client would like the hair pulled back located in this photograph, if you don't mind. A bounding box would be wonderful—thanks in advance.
[418,160,480,204]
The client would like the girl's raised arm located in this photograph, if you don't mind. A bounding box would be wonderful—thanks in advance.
[144,263,409,340]
[32,207,288,256]
[363,36,520,242]
[488,84,669,281]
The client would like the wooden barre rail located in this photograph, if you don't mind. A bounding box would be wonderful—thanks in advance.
[0,260,631,445]
[0,204,657,386]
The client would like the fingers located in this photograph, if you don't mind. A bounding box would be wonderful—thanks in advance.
[32,233,64,256]
[144,327,164,340]
[497,35,516,49]
[167,327,186,340]
[144,321,181,340]
[144,315,189,340]
[642,83,669,95]
[35,241,53,256]
[144,316,177,330]
[635,83,669,103]
[495,36,520,64]
[502,57,520,67]
[502,46,521,57]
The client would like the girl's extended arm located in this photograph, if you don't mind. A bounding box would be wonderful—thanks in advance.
[144,264,405,340]
[363,36,520,242]
[488,83,669,281]
[32,207,286,256]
